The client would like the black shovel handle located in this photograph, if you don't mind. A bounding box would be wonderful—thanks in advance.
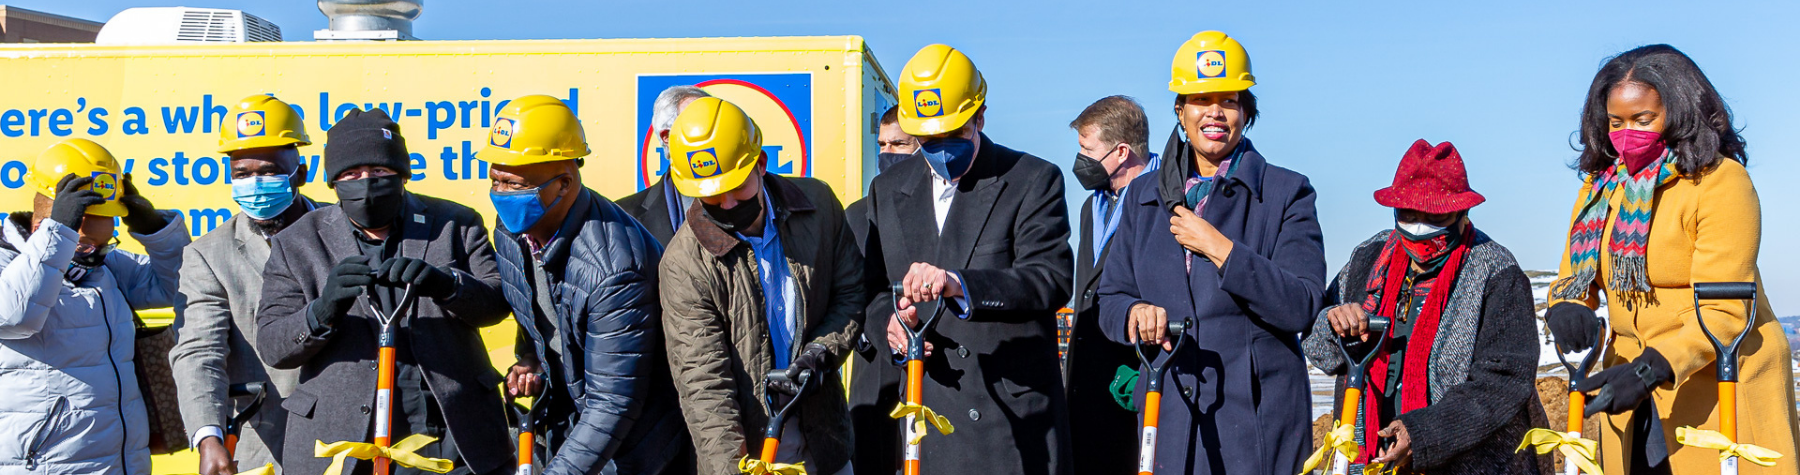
[1692,281,1758,383]
[763,369,815,439]
[1135,318,1192,393]
[891,282,947,362]
[1335,315,1392,389]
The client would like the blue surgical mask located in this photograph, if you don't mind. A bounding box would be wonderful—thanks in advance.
[232,174,297,220]
[491,174,568,234]
[920,137,976,181]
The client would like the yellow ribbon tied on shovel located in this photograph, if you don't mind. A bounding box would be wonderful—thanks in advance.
[1299,422,1360,475]
[738,456,807,475]
[315,434,456,475]
[1677,426,1783,467]
[1515,428,1602,475]
[889,402,956,445]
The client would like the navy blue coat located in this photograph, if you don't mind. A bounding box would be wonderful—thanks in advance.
[493,188,690,475]
[1098,138,1325,475]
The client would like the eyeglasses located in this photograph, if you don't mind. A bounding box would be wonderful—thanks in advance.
[74,237,121,257]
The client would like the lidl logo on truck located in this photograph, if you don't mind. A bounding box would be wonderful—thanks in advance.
[235,111,265,138]
[637,74,812,191]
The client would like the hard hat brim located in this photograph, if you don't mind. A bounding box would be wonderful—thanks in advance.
[671,164,756,199]
[479,146,582,167]
[87,200,129,217]
[218,135,311,154]
[1169,79,1257,96]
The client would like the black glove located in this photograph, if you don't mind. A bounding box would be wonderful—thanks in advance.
[373,256,456,299]
[1576,347,1674,417]
[119,174,168,234]
[309,256,374,333]
[786,343,831,385]
[1546,302,1604,353]
[48,174,104,230]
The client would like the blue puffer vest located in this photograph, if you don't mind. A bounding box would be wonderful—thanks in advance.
[492,188,689,475]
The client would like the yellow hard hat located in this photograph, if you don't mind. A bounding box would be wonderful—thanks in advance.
[217,94,311,154]
[1168,31,1256,95]
[666,97,763,198]
[480,95,591,166]
[897,44,987,136]
[30,138,128,217]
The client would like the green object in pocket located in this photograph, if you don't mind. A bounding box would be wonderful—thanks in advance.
[1110,365,1140,411]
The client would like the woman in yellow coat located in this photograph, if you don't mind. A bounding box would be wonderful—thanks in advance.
[1544,44,1798,474]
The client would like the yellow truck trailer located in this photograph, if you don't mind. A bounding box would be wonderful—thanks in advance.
[0,34,895,472]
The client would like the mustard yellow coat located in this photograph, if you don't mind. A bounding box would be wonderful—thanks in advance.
[1552,159,1798,474]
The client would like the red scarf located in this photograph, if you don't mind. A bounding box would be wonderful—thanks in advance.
[1353,224,1470,463]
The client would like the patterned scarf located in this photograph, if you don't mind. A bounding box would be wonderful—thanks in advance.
[1550,149,1681,302]
[1354,223,1471,463]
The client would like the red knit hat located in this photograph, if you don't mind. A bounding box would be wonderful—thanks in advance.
[1373,139,1485,214]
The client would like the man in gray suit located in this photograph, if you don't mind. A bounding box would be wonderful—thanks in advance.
[172,94,321,475]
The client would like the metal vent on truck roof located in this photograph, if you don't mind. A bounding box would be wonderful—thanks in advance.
[96,7,282,45]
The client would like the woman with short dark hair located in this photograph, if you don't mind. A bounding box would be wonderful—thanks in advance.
[1544,44,1797,474]
[1097,30,1325,475]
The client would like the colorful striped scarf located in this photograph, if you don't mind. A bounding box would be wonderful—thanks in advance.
[1550,149,1681,302]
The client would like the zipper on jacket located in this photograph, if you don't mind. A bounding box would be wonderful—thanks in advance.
[20,397,70,470]
[97,291,131,474]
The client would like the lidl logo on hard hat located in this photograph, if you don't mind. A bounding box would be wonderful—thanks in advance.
[491,118,516,148]
[636,74,814,191]
[914,89,945,118]
[236,111,266,138]
[89,171,118,200]
[1196,50,1228,79]
[689,149,722,178]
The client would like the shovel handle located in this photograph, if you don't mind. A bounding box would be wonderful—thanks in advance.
[1137,390,1163,475]
[760,437,780,465]
[1694,282,1756,301]
[903,358,924,475]
[374,345,397,475]
[1567,391,1584,434]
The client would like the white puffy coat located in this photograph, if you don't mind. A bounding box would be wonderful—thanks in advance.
[0,212,187,474]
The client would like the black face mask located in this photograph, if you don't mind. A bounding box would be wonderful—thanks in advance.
[64,244,112,283]
[1073,150,1118,192]
[877,152,911,174]
[334,175,406,230]
[702,193,764,235]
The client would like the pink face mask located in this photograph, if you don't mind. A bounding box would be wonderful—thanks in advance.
[1608,129,1666,174]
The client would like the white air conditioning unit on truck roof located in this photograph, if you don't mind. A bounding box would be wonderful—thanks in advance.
[94,7,281,45]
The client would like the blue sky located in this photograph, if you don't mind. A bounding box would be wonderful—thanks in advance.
[24,0,1798,312]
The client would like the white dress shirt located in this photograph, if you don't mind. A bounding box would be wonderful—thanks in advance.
[927,173,973,315]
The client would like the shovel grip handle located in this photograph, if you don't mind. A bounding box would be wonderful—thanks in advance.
[1693,282,1756,301]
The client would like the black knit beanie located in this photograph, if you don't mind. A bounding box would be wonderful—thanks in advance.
[324,108,410,183]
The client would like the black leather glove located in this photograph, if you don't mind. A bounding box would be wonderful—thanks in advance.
[1546,302,1604,353]
[786,343,831,385]
[309,256,374,333]
[48,174,104,230]
[373,256,456,299]
[1577,347,1674,417]
[118,174,167,234]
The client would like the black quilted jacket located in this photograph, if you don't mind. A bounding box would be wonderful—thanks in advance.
[493,188,691,475]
